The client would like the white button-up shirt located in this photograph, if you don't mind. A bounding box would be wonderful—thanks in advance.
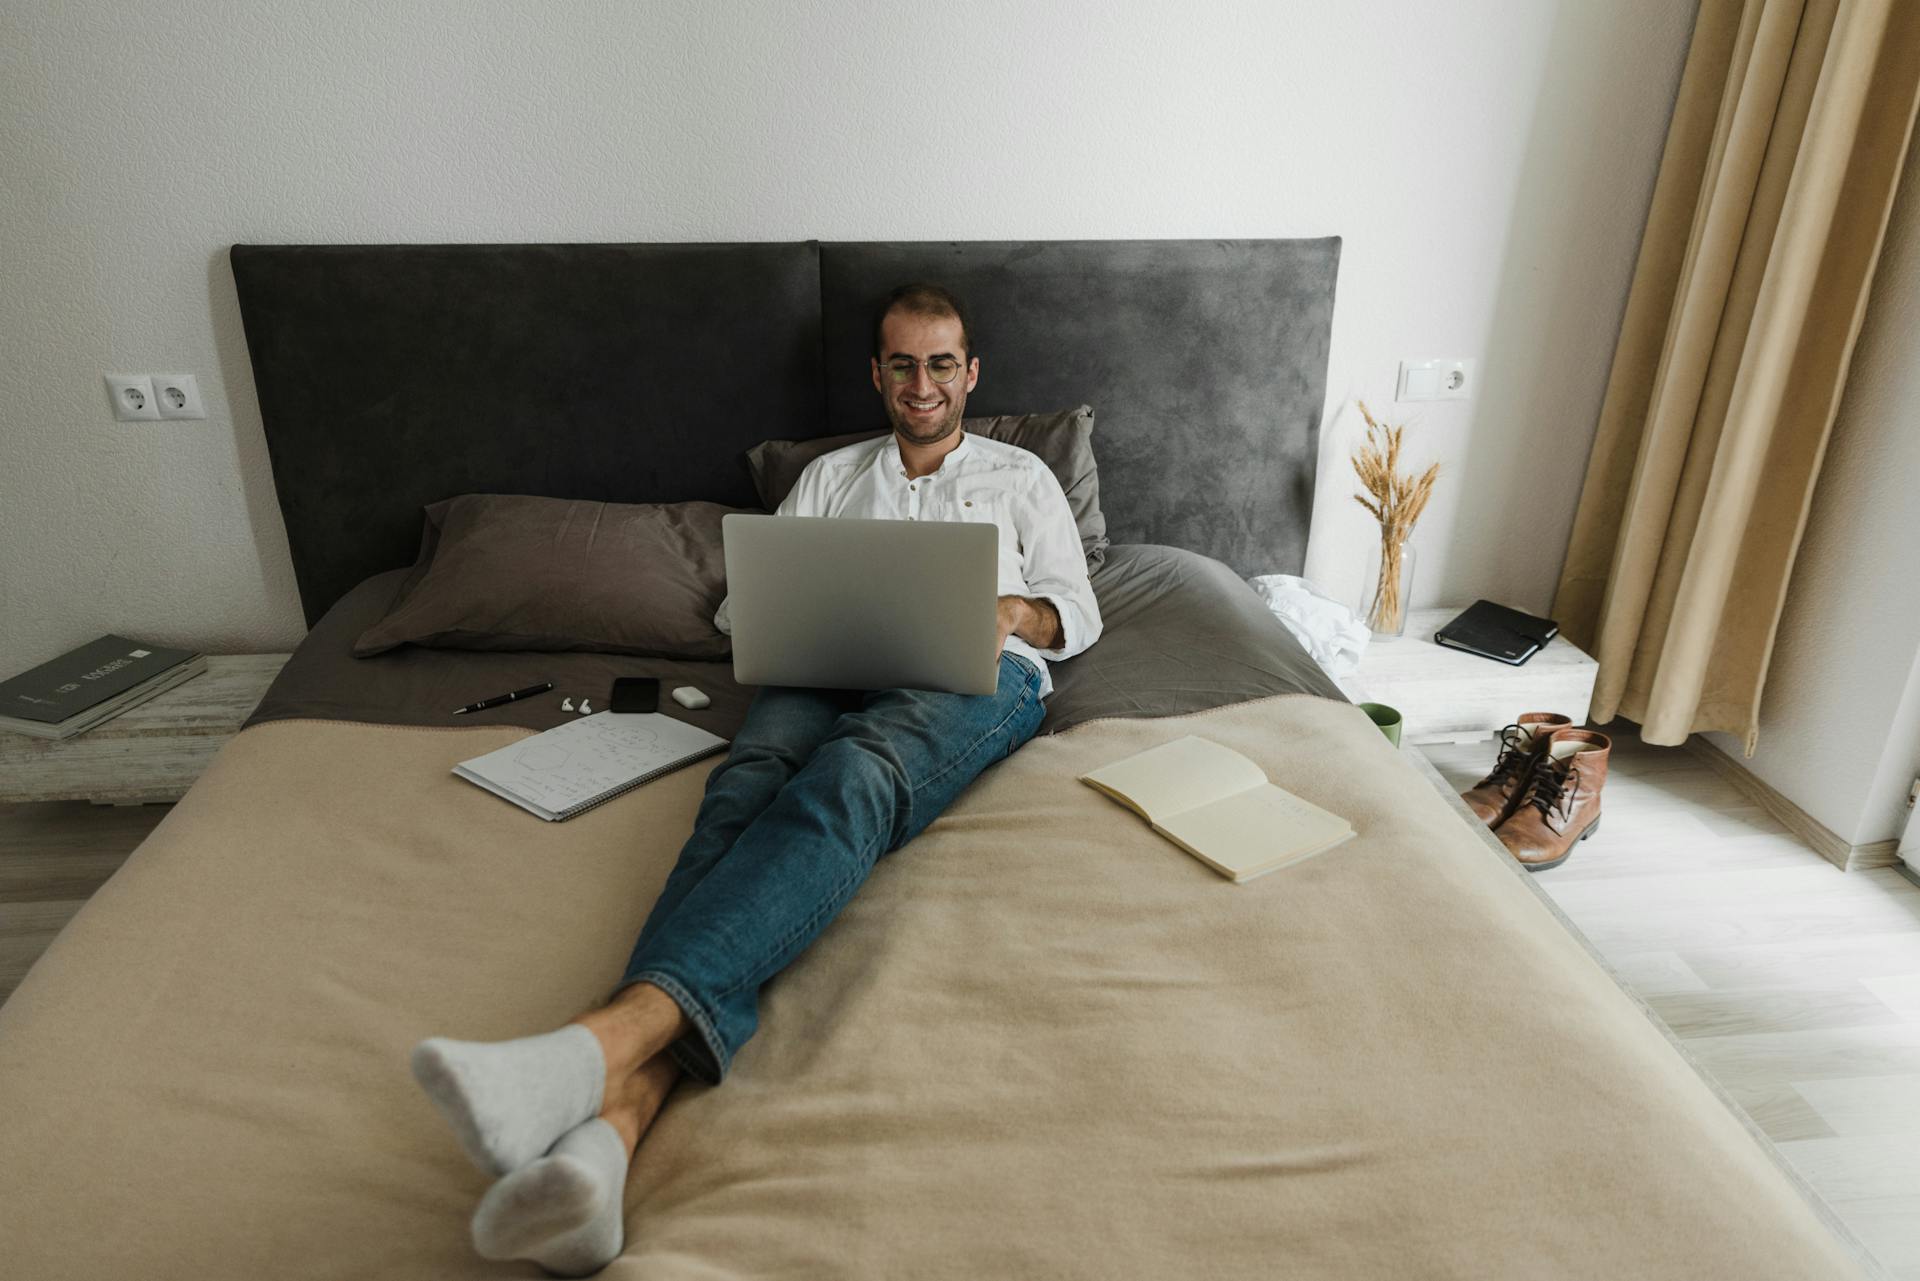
[717,431,1102,698]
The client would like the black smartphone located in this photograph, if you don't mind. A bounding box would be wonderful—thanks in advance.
[609,677,660,714]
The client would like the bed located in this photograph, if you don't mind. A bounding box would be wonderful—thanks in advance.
[0,240,1874,1279]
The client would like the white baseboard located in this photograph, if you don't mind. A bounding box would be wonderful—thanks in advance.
[1686,737,1902,873]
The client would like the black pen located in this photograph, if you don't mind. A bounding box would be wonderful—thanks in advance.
[452,681,554,715]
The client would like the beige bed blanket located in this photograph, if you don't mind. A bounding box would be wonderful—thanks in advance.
[0,696,1863,1279]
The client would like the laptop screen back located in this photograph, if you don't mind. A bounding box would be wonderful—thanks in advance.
[722,514,1001,695]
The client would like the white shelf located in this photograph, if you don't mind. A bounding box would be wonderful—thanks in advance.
[1348,607,1597,746]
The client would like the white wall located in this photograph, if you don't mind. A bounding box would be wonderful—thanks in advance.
[1702,129,1920,848]
[1873,652,1920,852]
[0,0,1697,671]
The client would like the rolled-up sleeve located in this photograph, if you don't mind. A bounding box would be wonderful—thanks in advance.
[1017,465,1102,661]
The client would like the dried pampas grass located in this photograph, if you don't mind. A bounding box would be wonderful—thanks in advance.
[1351,400,1439,633]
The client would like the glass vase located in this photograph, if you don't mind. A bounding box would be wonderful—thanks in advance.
[1363,535,1417,639]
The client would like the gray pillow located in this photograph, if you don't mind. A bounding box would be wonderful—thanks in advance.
[353,493,745,658]
[745,406,1109,566]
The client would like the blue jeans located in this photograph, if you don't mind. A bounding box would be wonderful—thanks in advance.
[616,651,1047,1085]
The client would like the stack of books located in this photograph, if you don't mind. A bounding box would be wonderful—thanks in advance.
[0,635,206,739]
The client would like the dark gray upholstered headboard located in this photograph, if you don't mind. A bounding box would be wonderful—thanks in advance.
[231,239,1339,625]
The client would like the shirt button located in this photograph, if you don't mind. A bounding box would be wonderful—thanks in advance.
[909,484,916,491]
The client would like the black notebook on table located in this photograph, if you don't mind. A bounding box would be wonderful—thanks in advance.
[1434,600,1559,666]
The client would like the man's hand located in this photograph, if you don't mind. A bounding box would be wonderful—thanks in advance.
[996,595,1063,654]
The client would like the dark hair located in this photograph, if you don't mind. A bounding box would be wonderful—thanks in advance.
[872,282,974,360]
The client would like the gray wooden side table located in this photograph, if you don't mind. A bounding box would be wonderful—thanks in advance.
[1348,607,1597,746]
[0,654,291,804]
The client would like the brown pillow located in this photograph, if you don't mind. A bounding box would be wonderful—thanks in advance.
[745,406,1109,566]
[353,494,745,658]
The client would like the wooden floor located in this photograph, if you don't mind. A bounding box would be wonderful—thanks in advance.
[5,742,1919,1276]
[1425,733,1920,1281]
[0,799,170,998]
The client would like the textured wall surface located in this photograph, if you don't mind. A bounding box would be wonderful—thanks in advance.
[0,0,1696,671]
[1703,135,1920,847]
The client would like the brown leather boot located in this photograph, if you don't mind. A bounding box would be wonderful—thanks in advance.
[1496,728,1609,872]
[1459,713,1572,825]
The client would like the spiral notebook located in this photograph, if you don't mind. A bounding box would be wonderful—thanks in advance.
[453,712,729,822]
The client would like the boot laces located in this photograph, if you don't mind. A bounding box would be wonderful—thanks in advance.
[1476,723,1537,790]
[1523,755,1581,825]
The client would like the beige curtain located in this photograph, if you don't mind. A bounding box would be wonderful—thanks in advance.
[1553,0,1920,753]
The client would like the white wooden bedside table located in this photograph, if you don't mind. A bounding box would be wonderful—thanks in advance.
[0,654,291,805]
[1345,608,1597,746]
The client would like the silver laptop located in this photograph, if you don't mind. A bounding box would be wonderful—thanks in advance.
[722,514,1001,695]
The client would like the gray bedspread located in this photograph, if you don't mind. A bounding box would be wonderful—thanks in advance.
[245,543,1346,737]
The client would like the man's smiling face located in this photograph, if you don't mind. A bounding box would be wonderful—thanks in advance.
[870,309,979,448]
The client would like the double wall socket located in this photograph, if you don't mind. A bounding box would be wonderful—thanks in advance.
[105,373,206,421]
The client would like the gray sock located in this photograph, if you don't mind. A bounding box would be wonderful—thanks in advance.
[471,1117,629,1277]
[410,1025,606,1176]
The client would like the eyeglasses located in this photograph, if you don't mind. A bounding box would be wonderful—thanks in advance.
[883,356,965,385]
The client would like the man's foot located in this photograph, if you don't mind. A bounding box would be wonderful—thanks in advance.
[410,983,693,1177]
[471,1117,629,1277]
[410,1025,605,1176]
[469,1053,683,1277]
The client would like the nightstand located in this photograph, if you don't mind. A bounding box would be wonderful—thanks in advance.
[1347,608,1597,746]
[0,654,292,804]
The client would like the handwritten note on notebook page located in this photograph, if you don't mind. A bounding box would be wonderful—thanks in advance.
[1080,735,1353,882]
[453,712,728,822]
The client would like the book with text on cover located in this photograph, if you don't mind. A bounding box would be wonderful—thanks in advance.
[1080,735,1355,883]
[0,634,205,739]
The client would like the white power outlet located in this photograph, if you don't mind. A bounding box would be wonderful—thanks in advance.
[105,374,161,421]
[1396,357,1478,403]
[152,373,206,419]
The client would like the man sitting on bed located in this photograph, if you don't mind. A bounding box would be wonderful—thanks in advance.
[409,281,1103,1275]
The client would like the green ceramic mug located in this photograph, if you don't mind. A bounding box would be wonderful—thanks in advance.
[1359,702,1403,748]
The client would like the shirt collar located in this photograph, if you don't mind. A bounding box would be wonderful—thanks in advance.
[886,428,971,478]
